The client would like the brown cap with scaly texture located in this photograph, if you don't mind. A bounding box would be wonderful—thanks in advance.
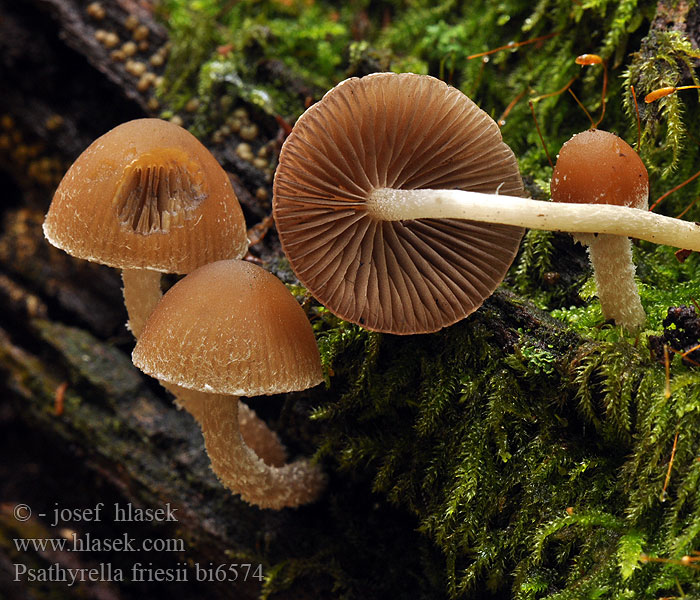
[43,118,248,273]
[273,72,525,335]
[132,259,323,397]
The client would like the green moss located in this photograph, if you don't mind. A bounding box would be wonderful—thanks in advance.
[158,4,220,112]
[623,30,700,175]
[303,294,700,598]
[157,0,354,123]
[155,0,651,144]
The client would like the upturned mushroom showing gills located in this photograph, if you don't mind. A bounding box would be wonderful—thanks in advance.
[273,72,700,333]
[43,118,248,338]
[132,259,325,510]
[274,72,526,334]
[551,129,647,330]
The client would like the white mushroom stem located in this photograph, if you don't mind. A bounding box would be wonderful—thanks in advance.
[121,270,288,467]
[164,382,287,468]
[367,188,700,250]
[183,390,325,509]
[576,233,646,331]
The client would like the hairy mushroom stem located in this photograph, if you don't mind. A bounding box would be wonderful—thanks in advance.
[366,188,700,250]
[164,382,287,468]
[198,392,325,510]
[579,233,645,330]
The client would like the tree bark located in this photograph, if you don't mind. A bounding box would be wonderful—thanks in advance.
[0,1,308,597]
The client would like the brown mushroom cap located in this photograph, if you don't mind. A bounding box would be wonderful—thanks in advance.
[550,129,649,332]
[132,259,322,397]
[551,129,649,209]
[273,72,525,335]
[43,118,247,273]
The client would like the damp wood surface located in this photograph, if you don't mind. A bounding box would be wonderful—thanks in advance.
[2,1,700,599]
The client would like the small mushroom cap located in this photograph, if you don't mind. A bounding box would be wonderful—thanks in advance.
[43,118,247,273]
[132,259,323,396]
[273,72,524,335]
[551,129,649,209]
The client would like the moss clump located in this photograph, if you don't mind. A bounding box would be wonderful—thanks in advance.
[624,30,700,177]
[298,298,700,599]
[156,0,353,127]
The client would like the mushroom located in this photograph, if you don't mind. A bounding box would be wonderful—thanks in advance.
[43,118,248,337]
[273,72,700,334]
[132,259,325,509]
[43,118,286,464]
[551,129,647,330]
[274,72,526,334]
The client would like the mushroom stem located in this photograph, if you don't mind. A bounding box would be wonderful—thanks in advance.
[121,268,163,338]
[189,391,325,509]
[165,382,288,468]
[582,233,646,331]
[367,188,700,250]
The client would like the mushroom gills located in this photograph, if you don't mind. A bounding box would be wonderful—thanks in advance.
[114,148,208,234]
